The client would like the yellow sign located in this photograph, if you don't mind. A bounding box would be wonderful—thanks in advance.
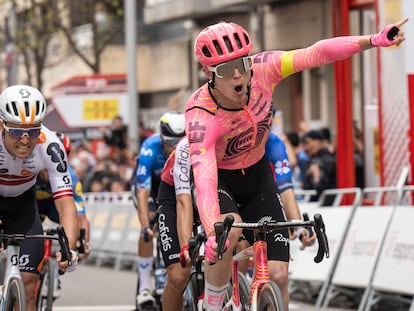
[383,0,401,25]
[83,98,119,120]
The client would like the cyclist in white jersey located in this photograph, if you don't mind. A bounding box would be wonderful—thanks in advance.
[0,85,78,311]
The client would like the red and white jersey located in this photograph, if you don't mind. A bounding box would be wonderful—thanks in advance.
[0,125,73,198]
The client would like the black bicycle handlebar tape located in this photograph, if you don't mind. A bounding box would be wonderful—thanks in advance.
[216,215,234,260]
[77,228,86,254]
[188,236,198,266]
[56,225,73,275]
[313,214,330,263]
[387,26,399,41]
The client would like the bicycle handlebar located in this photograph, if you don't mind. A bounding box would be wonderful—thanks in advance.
[188,231,206,266]
[215,213,330,263]
[0,226,72,274]
[215,215,234,260]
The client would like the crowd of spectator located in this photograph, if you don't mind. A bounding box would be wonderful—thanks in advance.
[68,115,153,194]
[282,121,364,203]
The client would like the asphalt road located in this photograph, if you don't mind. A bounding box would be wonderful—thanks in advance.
[53,262,354,311]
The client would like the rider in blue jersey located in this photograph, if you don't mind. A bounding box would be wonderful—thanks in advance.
[265,131,314,239]
[133,111,186,308]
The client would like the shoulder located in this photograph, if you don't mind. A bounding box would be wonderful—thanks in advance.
[186,84,218,116]
[140,134,162,152]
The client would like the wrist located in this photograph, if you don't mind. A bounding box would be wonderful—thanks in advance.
[180,245,189,253]
[369,35,375,47]
[296,227,306,240]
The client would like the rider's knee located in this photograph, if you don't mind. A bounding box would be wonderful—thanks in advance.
[167,264,190,291]
[268,262,288,289]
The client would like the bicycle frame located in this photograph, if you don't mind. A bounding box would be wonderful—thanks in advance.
[219,214,329,311]
[0,242,25,304]
[0,226,72,311]
[229,232,271,310]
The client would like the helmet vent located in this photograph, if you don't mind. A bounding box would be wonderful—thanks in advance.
[35,101,40,116]
[24,101,30,116]
[234,33,242,49]
[243,33,250,46]
[10,101,18,116]
[213,40,223,56]
[223,36,233,53]
[202,45,212,58]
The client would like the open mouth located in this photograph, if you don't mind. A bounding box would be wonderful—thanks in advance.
[234,85,243,93]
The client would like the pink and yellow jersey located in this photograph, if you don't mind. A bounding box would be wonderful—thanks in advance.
[185,36,363,233]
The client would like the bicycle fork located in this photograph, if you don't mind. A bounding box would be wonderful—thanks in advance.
[249,240,269,310]
[223,260,242,311]
[2,244,23,301]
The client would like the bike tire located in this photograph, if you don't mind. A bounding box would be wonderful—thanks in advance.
[36,258,55,311]
[257,281,285,311]
[182,285,194,311]
[5,276,27,311]
[186,273,201,311]
[224,271,250,311]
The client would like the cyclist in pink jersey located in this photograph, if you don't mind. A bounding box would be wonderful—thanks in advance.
[185,19,408,311]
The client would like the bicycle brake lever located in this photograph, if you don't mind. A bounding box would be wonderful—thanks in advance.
[216,215,234,260]
[313,214,330,263]
[188,236,197,266]
[214,222,224,261]
[56,225,73,275]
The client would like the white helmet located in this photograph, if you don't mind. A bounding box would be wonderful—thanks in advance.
[159,111,185,147]
[160,111,185,137]
[0,85,47,125]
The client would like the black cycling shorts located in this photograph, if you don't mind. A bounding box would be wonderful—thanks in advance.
[217,156,289,262]
[0,186,44,274]
[157,181,180,267]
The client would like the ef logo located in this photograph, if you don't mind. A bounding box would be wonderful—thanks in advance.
[11,254,18,266]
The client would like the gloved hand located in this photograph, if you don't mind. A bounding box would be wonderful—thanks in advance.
[179,245,190,268]
[66,250,79,272]
[141,226,154,242]
[370,18,408,47]
[205,236,229,264]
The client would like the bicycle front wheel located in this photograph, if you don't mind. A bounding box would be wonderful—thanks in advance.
[225,271,250,310]
[5,276,27,311]
[36,258,55,311]
[257,281,285,311]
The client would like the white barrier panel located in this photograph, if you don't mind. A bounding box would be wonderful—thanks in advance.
[371,206,414,296]
[289,206,354,282]
[330,206,394,287]
[297,202,319,214]
[84,192,139,268]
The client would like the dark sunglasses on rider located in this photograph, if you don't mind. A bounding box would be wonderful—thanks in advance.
[3,123,42,140]
[207,56,253,78]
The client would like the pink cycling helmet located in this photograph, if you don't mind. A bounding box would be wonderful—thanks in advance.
[195,22,253,67]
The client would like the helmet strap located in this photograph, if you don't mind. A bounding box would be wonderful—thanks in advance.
[208,74,216,89]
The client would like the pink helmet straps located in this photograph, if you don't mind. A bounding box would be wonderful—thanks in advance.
[195,22,253,67]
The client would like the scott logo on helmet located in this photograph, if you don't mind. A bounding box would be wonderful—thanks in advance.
[19,88,31,99]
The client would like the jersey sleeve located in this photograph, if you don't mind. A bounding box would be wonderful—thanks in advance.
[40,129,73,200]
[136,139,156,190]
[186,107,221,234]
[265,134,293,193]
[253,35,363,88]
[173,138,191,195]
